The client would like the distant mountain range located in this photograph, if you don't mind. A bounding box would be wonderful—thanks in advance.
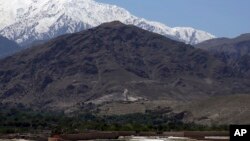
[0,0,215,47]
[0,36,20,58]
[0,0,250,125]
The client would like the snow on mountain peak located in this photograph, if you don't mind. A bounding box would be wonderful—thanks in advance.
[0,0,215,46]
[173,27,216,44]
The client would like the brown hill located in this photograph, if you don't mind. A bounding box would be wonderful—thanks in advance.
[195,33,250,58]
[0,21,249,114]
[177,94,250,125]
[196,33,250,78]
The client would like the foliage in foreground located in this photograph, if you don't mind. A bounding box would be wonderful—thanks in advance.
[0,107,228,134]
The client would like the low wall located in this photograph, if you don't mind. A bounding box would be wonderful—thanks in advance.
[61,132,120,140]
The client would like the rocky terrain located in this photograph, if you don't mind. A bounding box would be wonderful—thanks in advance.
[196,33,250,80]
[0,36,20,58]
[0,22,249,124]
[195,33,250,55]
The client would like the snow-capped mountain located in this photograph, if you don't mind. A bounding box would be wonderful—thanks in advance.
[0,0,215,46]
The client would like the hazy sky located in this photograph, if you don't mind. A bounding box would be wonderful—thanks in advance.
[96,0,250,38]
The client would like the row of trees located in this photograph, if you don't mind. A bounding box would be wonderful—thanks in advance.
[0,108,228,134]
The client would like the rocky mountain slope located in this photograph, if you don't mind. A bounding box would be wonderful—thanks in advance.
[0,22,248,112]
[0,0,215,46]
[179,94,250,125]
[195,33,250,58]
[0,36,20,58]
[196,33,250,78]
